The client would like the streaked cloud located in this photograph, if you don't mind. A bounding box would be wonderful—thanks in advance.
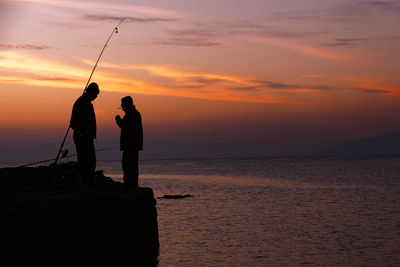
[248,36,348,61]
[292,43,348,61]
[156,21,352,62]
[357,88,389,94]
[0,43,52,50]
[0,52,298,104]
[83,59,400,97]
[363,0,400,11]
[339,75,399,95]
[1,51,397,106]
[82,14,177,24]
[253,79,336,91]
[254,80,294,89]
[269,1,400,52]
[322,38,368,48]
[301,74,328,79]
[229,86,259,92]
[156,38,221,47]
[158,27,224,47]
[271,0,400,23]
[0,51,281,103]
[11,0,183,17]
[158,21,329,49]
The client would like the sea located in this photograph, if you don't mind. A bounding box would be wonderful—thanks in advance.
[4,156,400,266]
[98,156,400,266]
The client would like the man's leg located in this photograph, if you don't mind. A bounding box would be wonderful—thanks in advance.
[74,133,96,184]
[132,150,139,187]
[86,139,96,184]
[74,133,86,182]
[122,150,139,187]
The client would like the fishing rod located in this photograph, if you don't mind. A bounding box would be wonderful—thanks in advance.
[18,146,120,168]
[54,17,125,165]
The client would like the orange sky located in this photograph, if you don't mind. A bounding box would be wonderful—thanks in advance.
[1,0,400,161]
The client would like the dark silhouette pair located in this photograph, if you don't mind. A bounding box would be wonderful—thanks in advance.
[70,82,143,187]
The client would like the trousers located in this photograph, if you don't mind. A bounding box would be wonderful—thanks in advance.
[122,150,139,187]
[73,132,96,184]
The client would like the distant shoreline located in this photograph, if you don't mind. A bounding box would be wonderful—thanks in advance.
[1,154,400,169]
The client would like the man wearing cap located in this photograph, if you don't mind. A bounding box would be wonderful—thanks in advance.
[70,82,99,184]
[115,96,143,187]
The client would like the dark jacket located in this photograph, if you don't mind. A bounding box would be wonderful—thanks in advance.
[116,106,143,151]
[70,94,97,139]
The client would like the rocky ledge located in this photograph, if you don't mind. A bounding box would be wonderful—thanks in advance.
[0,162,159,266]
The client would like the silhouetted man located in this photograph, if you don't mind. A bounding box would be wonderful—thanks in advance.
[70,82,99,184]
[115,96,143,187]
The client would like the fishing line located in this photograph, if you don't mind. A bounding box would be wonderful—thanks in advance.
[54,17,125,165]
[18,146,120,168]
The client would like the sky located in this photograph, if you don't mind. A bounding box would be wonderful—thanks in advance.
[0,0,399,162]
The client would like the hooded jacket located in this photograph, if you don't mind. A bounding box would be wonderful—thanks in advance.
[70,94,97,139]
[116,105,143,151]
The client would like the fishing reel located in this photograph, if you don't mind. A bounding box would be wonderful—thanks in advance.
[61,149,69,158]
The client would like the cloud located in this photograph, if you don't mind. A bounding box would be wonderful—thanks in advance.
[222,21,328,40]
[293,43,348,61]
[33,75,79,82]
[195,78,225,85]
[0,51,89,89]
[272,2,362,24]
[273,0,400,24]
[157,21,349,60]
[0,74,79,85]
[309,85,335,90]
[83,14,177,24]
[0,43,52,50]
[268,1,400,51]
[0,77,23,83]
[322,38,368,48]
[252,79,337,91]
[95,61,394,97]
[156,38,221,47]
[357,88,390,94]
[301,74,328,79]
[251,79,392,94]
[158,21,329,49]
[1,51,395,104]
[339,76,399,95]
[255,80,294,89]
[13,0,183,17]
[158,27,224,47]
[229,86,259,91]
[363,0,400,11]
[0,51,277,103]
[248,37,348,61]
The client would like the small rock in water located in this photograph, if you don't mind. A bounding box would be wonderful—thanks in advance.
[158,194,193,199]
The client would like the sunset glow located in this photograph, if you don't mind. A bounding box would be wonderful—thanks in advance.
[1,0,399,160]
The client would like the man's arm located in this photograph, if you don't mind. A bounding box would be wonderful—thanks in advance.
[115,115,123,128]
[70,101,79,130]
[137,113,143,150]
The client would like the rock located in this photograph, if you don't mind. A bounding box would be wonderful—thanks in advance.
[158,194,193,199]
[0,162,159,266]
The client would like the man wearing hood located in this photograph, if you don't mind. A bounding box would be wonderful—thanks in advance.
[115,96,143,187]
[70,82,99,184]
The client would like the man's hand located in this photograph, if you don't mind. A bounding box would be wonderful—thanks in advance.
[115,115,122,127]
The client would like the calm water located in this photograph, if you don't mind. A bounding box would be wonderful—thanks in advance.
[96,157,400,266]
